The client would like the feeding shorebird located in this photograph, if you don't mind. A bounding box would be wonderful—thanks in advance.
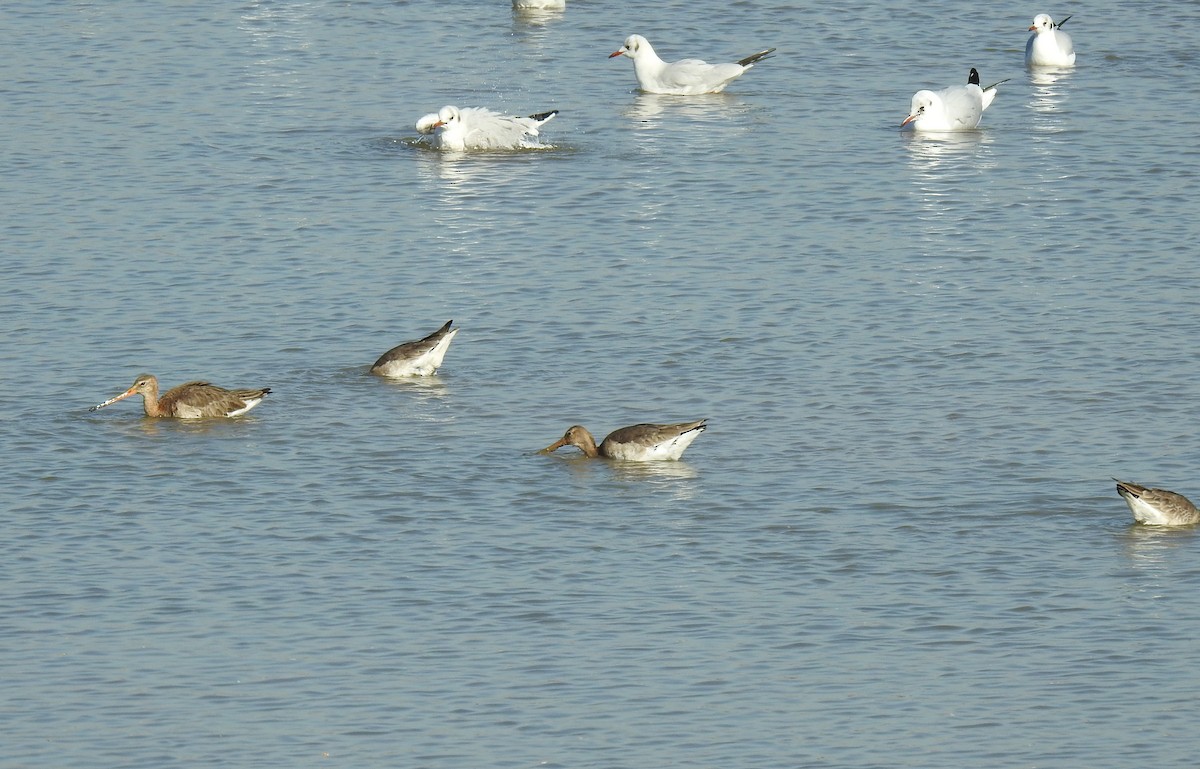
[89,374,271,418]
[539,420,707,461]
[415,105,558,151]
[608,35,775,95]
[901,68,1008,131]
[370,320,459,378]
[1026,14,1075,67]
[1114,480,1200,526]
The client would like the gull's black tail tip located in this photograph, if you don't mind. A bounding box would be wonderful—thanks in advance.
[738,48,776,67]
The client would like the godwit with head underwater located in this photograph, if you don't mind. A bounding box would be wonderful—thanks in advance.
[370,320,459,377]
[1114,480,1200,526]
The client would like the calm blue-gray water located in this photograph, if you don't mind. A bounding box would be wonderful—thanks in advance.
[3,1,1200,767]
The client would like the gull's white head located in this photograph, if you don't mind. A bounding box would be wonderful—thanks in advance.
[901,90,940,129]
[428,106,468,150]
[609,34,650,60]
[1029,13,1056,33]
[433,105,461,128]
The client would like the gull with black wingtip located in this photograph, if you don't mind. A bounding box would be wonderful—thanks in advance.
[902,68,1008,131]
[609,35,775,95]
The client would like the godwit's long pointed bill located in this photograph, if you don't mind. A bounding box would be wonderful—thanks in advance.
[539,437,569,454]
[89,385,138,411]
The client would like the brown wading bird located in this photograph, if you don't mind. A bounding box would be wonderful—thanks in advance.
[90,374,271,418]
[370,320,459,378]
[1114,480,1200,526]
[540,420,707,461]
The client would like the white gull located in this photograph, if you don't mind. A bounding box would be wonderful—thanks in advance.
[1026,14,1076,67]
[416,105,558,151]
[901,68,1008,132]
[608,34,775,95]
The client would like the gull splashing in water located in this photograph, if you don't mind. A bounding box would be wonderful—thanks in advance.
[416,105,558,151]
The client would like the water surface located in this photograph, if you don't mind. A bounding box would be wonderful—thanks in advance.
[3,1,1200,767]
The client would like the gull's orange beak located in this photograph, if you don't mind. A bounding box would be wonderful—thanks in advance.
[900,113,918,128]
[1028,24,1037,31]
[608,50,624,59]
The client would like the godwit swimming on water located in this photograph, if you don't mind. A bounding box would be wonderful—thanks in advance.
[1114,480,1200,526]
[539,420,707,461]
[370,320,459,377]
[89,374,271,418]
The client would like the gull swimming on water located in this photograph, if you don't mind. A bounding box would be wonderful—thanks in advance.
[1114,480,1200,526]
[1026,14,1075,67]
[513,0,565,8]
[540,420,707,461]
[415,105,558,151]
[608,35,775,95]
[901,68,1008,131]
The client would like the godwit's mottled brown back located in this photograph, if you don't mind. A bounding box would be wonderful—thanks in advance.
[159,381,272,418]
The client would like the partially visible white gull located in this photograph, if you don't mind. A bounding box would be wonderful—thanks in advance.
[513,0,565,8]
[608,34,775,95]
[416,105,558,151]
[901,68,1008,132]
[1026,13,1076,67]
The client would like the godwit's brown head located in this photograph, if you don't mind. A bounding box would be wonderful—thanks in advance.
[539,425,599,457]
[89,373,159,411]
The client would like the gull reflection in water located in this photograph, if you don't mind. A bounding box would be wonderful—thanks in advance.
[1030,68,1072,107]
[902,131,994,221]
[412,149,541,240]
[512,5,564,36]
[902,129,989,165]
[622,92,752,130]
[1028,67,1073,137]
